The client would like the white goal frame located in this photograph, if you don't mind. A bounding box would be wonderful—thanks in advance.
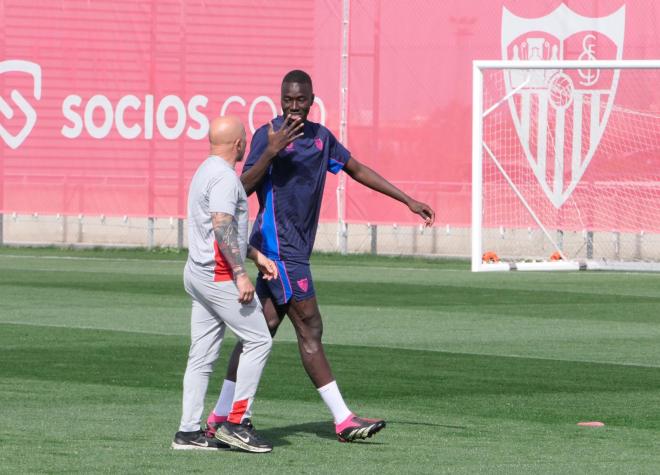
[472,60,660,272]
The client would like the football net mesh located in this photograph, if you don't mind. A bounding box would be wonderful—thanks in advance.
[479,66,660,266]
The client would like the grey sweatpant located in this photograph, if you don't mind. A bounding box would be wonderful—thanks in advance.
[178,268,272,432]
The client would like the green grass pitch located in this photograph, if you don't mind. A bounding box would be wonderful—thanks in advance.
[0,247,659,473]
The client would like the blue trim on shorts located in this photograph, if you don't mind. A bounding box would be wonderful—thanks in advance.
[261,176,279,259]
[256,260,314,305]
[275,260,293,302]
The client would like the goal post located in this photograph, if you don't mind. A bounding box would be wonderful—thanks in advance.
[472,60,660,272]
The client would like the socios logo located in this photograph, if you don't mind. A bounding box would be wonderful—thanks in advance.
[61,94,326,140]
[1,58,327,149]
[0,60,42,150]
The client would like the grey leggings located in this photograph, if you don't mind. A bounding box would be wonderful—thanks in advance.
[178,269,272,432]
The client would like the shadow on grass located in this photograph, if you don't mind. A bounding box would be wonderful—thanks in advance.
[262,421,384,446]
[389,420,468,430]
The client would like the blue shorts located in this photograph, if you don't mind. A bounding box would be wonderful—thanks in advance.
[256,260,315,305]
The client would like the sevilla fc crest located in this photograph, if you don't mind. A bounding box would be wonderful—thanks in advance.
[501,4,625,207]
[297,278,309,293]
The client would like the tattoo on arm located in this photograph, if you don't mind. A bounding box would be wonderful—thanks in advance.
[211,212,246,279]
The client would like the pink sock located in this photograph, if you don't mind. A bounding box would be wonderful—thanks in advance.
[207,412,228,424]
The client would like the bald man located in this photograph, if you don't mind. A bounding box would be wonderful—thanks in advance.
[172,116,276,453]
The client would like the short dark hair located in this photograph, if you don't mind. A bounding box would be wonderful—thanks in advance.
[282,70,313,90]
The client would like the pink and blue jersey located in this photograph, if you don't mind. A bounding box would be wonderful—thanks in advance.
[244,116,351,264]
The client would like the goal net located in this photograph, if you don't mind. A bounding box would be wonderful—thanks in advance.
[472,60,660,272]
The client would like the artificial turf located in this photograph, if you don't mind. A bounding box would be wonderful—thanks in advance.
[0,248,658,473]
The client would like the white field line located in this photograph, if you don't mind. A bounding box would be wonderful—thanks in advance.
[0,321,184,336]
[3,254,660,276]
[0,254,660,277]
[0,253,464,273]
[0,254,186,264]
[2,320,659,369]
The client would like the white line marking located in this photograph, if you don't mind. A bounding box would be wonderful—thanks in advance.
[6,253,660,279]
[4,254,659,277]
[0,254,466,273]
[1,320,658,369]
[0,254,185,264]
[0,321,183,337]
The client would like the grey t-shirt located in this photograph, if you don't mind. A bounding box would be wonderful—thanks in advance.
[186,155,248,282]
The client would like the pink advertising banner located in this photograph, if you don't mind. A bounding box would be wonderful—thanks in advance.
[1,1,659,229]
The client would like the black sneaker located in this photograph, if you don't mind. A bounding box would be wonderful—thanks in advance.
[215,419,272,453]
[336,415,386,443]
[205,421,221,439]
[207,419,256,437]
[171,429,228,450]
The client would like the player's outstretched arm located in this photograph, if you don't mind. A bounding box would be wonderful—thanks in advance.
[343,156,435,226]
[241,115,304,195]
[212,212,254,303]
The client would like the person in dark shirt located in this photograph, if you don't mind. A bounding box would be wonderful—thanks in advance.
[205,70,435,443]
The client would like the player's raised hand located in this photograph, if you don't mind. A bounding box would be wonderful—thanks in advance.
[266,114,304,156]
[408,199,435,227]
[235,273,255,303]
